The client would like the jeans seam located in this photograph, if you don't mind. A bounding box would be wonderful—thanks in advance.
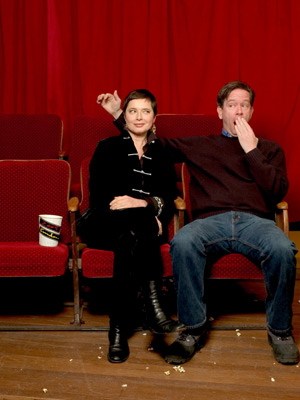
[205,237,266,259]
[184,318,207,330]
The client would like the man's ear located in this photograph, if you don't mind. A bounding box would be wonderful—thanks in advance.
[249,107,254,120]
[217,106,223,120]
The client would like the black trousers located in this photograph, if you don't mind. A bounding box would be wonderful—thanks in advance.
[85,207,164,281]
[84,207,165,324]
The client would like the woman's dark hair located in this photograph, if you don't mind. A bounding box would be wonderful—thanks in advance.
[217,81,255,108]
[123,89,157,115]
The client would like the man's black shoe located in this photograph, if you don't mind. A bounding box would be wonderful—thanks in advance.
[268,330,299,365]
[164,327,207,365]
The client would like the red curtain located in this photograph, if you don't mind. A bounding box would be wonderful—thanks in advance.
[1,0,300,221]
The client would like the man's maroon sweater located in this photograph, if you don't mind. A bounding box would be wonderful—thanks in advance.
[161,134,288,221]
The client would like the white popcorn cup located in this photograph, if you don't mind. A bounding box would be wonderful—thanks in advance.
[39,215,63,247]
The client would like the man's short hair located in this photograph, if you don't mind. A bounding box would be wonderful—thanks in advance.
[217,81,255,108]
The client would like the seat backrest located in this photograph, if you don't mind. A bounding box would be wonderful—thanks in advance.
[156,114,222,138]
[0,160,71,243]
[156,114,222,198]
[0,114,63,159]
[69,115,117,189]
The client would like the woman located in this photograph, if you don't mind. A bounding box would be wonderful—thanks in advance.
[86,89,183,363]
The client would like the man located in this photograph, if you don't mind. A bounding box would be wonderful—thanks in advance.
[97,81,299,366]
[161,81,299,366]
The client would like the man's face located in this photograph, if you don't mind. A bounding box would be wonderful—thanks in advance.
[217,89,254,137]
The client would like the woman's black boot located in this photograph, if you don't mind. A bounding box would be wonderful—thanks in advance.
[143,280,185,334]
[108,322,129,363]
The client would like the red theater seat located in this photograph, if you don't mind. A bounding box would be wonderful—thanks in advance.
[0,160,79,325]
[181,162,289,279]
[0,114,65,159]
[77,157,178,279]
[156,115,289,280]
[68,156,184,325]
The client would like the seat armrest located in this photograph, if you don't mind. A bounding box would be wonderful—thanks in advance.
[68,196,81,326]
[275,201,289,236]
[174,196,186,211]
[173,196,186,233]
[68,197,79,245]
[68,196,79,212]
[276,201,288,210]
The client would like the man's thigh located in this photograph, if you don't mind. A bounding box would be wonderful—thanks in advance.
[173,213,233,247]
[234,213,288,247]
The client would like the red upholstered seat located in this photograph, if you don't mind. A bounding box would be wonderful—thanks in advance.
[0,160,71,278]
[0,114,64,159]
[0,242,68,277]
[79,157,175,279]
[81,248,114,278]
[81,242,173,279]
[79,156,115,279]
[156,115,288,280]
[181,162,288,279]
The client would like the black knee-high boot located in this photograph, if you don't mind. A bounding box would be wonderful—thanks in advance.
[108,275,138,363]
[108,319,130,363]
[143,280,185,334]
[108,284,133,363]
[108,231,138,363]
[108,279,138,363]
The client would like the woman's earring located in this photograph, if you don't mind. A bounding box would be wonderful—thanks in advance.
[152,124,156,134]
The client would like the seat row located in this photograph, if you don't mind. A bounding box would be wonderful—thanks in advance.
[0,156,289,330]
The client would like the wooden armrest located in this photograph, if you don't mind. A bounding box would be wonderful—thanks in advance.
[67,195,82,326]
[174,196,186,210]
[276,201,288,210]
[275,201,289,236]
[173,196,186,233]
[68,196,79,212]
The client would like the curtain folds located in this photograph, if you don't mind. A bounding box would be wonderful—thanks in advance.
[0,0,299,220]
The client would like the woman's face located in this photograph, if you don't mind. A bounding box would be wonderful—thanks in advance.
[124,98,156,136]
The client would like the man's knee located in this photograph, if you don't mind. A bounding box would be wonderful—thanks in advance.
[265,234,297,261]
[170,222,205,255]
[171,229,191,253]
[261,237,297,279]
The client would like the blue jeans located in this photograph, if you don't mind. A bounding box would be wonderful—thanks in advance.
[170,212,298,334]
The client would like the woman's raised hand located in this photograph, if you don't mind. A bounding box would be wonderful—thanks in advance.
[96,90,122,119]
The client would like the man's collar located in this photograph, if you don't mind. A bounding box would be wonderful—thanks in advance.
[222,128,233,138]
